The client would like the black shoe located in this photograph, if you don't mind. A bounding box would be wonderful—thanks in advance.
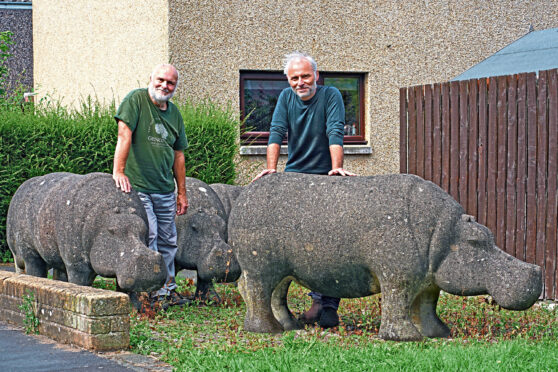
[150,291,191,310]
[148,294,166,310]
[319,307,339,328]
[298,300,323,324]
[167,290,191,306]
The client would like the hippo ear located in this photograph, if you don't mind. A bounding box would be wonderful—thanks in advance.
[113,207,121,214]
[108,226,117,235]
[128,207,136,214]
[459,219,491,243]
[461,214,476,222]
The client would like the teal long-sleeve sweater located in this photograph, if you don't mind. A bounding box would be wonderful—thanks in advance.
[268,85,345,174]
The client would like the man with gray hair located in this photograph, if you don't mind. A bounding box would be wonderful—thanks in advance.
[254,52,355,328]
[113,63,189,308]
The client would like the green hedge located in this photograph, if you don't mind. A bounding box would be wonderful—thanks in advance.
[0,98,239,261]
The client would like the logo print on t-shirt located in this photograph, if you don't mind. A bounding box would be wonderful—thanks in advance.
[147,121,169,147]
[155,123,169,139]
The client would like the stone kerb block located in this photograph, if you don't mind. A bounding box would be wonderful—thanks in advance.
[0,270,130,351]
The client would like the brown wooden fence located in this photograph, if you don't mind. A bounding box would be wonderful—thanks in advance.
[400,69,558,300]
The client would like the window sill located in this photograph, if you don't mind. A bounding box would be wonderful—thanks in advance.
[240,145,373,156]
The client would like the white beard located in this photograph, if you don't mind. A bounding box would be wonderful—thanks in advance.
[148,83,174,104]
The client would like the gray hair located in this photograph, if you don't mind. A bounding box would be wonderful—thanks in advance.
[283,52,318,76]
[151,64,180,87]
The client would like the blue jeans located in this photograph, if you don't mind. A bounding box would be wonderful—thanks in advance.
[309,292,340,310]
[137,191,178,297]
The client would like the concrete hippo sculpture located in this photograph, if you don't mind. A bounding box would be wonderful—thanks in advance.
[6,172,166,292]
[175,177,241,301]
[209,183,243,218]
[228,173,542,341]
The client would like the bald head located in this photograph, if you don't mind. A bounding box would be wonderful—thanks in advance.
[151,64,179,84]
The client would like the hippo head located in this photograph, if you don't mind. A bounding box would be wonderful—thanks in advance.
[176,209,241,283]
[90,207,167,292]
[434,214,542,310]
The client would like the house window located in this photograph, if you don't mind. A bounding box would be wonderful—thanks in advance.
[240,71,366,145]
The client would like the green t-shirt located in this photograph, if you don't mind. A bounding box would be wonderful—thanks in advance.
[115,88,188,193]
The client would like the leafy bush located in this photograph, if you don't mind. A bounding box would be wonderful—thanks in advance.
[180,99,238,184]
[0,97,239,261]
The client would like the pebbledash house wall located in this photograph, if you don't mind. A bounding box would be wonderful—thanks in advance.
[33,1,558,182]
[0,0,33,94]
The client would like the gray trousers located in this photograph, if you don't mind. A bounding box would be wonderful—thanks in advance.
[137,191,178,296]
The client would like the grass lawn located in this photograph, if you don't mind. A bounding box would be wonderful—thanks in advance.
[95,277,558,371]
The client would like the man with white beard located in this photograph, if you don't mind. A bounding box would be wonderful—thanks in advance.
[113,64,189,308]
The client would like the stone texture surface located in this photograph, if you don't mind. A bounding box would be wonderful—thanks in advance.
[209,183,244,218]
[229,173,542,341]
[175,177,241,301]
[0,6,33,95]
[0,270,130,351]
[6,172,166,292]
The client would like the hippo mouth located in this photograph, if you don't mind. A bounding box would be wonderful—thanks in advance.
[116,250,167,292]
[488,264,542,310]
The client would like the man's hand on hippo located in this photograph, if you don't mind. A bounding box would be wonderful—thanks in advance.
[328,168,357,176]
[176,193,188,215]
[113,172,132,193]
[252,168,277,183]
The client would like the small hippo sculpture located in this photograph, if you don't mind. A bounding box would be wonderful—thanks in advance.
[175,177,241,302]
[228,173,542,341]
[6,172,166,292]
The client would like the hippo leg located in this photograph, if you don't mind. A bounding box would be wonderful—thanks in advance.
[12,255,25,274]
[127,291,151,311]
[411,286,450,338]
[52,268,68,282]
[238,271,283,333]
[195,278,222,304]
[20,249,47,278]
[65,263,96,286]
[378,282,423,341]
[271,277,302,331]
